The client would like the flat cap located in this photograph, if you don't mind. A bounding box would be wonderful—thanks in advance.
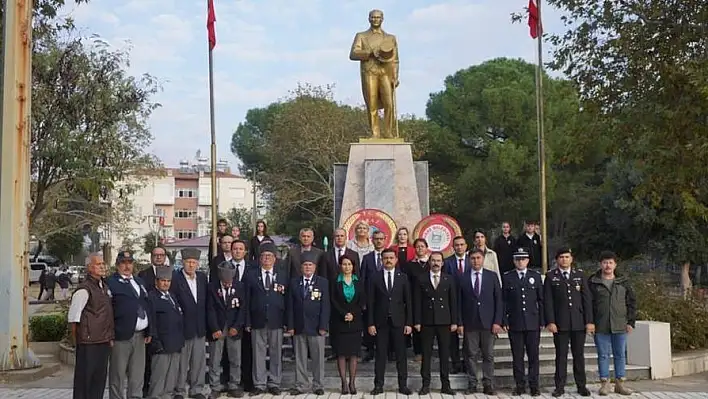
[260,243,277,256]
[300,250,318,265]
[217,260,237,281]
[181,248,201,261]
[155,266,173,280]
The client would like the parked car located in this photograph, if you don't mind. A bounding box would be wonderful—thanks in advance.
[29,262,48,284]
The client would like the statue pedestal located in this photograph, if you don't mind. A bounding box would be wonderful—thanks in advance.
[334,139,429,230]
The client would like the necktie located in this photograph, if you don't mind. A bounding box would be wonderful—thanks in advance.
[458,259,463,274]
[338,249,343,260]
[432,274,439,289]
[265,271,272,290]
[235,265,241,282]
[563,271,569,280]
[303,278,310,297]
[519,272,525,281]
[387,271,393,292]
[165,292,176,309]
[126,277,146,318]
[376,253,382,270]
[474,272,480,296]
[222,286,229,302]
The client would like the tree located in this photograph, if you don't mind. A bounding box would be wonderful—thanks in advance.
[45,229,83,263]
[30,30,161,238]
[232,84,368,235]
[142,232,160,255]
[222,207,253,239]
[546,0,708,273]
[421,58,586,234]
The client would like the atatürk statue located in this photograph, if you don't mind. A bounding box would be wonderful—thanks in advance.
[349,9,399,139]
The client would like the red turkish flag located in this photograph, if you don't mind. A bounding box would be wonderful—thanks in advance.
[207,0,216,50]
[528,0,541,39]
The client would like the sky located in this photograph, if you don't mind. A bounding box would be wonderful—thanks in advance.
[65,0,565,168]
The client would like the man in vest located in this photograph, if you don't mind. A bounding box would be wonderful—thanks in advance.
[68,252,114,399]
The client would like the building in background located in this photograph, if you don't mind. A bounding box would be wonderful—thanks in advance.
[103,153,265,259]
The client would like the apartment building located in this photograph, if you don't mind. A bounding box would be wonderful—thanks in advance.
[107,157,262,257]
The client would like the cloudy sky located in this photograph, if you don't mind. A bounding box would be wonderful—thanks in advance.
[66,0,564,168]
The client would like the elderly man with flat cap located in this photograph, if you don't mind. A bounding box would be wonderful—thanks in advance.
[286,250,330,396]
[171,248,209,399]
[147,266,184,399]
[245,242,288,396]
[206,260,247,398]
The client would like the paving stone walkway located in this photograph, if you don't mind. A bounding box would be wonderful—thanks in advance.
[0,389,706,398]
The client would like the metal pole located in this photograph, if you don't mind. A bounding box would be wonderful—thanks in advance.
[0,0,40,370]
[208,47,218,259]
[535,0,549,274]
[251,170,257,235]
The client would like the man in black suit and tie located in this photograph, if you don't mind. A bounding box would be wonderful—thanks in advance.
[413,251,457,395]
[516,222,543,271]
[138,246,169,397]
[367,248,412,396]
[443,236,468,374]
[320,228,360,281]
[458,248,503,395]
[228,240,255,392]
[287,228,324,280]
[359,230,387,361]
[502,247,544,396]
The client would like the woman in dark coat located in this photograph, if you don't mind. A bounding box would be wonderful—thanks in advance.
[330,254,366,394]
[248,220,271,262]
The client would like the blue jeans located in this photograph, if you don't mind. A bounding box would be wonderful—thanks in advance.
[594,333,627,379]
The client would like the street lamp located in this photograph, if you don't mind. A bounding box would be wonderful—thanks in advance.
[146,214,164,249]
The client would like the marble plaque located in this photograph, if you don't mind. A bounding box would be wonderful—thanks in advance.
[364,160,395,215]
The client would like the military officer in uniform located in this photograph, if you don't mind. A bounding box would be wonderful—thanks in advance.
[502,247,544,396]
[544,247,593,397]
[147,266,184,399]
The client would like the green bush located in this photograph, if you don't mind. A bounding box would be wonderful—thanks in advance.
[633,272,708,352]
[29,313,68,342]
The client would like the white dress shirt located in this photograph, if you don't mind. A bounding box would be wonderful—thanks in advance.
[183,271,198,302]
[261,268,274,288]
[470,269,483,288]
[232,259,246,282]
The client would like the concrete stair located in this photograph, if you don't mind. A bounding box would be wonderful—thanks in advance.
[208,332,651,389]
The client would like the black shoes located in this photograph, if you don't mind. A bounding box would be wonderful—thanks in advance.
[512,386,526,395]
[398,386,412,395]
[248,388,265,396]
[578,386,592,396]
[313,389,325,395]
[530,387,541,396]
[482,385,496,395]
[418,386,430,395]
[267,387,280,395]
[552,388,565,397]
[370,386,384,395]
[440,386,455,395]
[227,388,244,398]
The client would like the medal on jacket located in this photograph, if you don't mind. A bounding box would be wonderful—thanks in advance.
[575,282,581,291]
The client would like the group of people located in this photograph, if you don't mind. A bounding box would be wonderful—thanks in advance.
[67,219,637,399]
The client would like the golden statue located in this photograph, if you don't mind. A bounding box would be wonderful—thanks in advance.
[349,9,399,139]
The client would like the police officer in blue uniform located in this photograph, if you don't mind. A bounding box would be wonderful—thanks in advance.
[147,266,184,399]
[502,247,544,396]
[544,247,593,397]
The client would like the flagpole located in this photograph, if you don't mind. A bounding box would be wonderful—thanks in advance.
[534,0,549,274]
[207,1,218,260]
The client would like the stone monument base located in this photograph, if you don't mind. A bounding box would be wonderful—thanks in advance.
[334,140,429,230]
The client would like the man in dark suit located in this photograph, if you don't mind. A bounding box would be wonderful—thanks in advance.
[138,246,169,397]
[206,260,247,398]
[502,247,544,396]
[286,251,330,395]
[146,266,184,399]
[244,243,288,396]
[443,235,468,374]
[413,251,456,395]
[367,248,412,396]
[402,238,430,361]
[170,248,209,399]
[544,247,592,397]
[287,228,324,280]
[208,218,229,261]
[320,228,360,281]
[516,222,543,270]
[209,234,234,283]
[229,240,255,392]
[359,230,387,361]
[458,248,503,395]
